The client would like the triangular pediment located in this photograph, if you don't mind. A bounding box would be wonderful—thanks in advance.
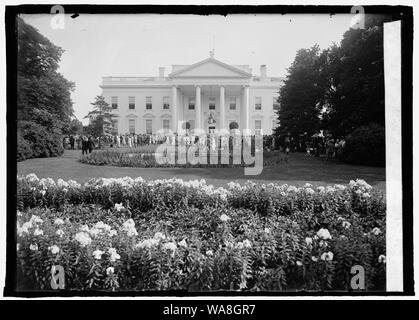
[169,58,252,78]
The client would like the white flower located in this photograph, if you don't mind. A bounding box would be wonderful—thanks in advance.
[40,190,46,196]
[220,214,230,222]
[153,232,166,241]
[227,182,241,189]
[235,242,244,250]
[80,225,90,232]
[378,254,386,264]
[305,237,313,245]
[17,244,20,251]
[17,222,30,236]
[114,203,125,212]
[29,244,38,251]
[178,239,187,248]
[108,247,121,262]
[163,242,177,251]
[54,218,65,225]
[372,227,381,235]
[316,228,332,240]
[206,250,214,256]
[296,261,303,266]
[243,239,252,248]
[317,186,325,193]
[135,238,159,249]
[92,250,104,260]
[106,267,114,276]
[264,227,271,234]
[122,219,138,237]
[287,186,298,193]
[342,221,351,229]
[56,229,65,237]
[362,192,371,198]
[305,188,315,195]
[74,232,92,247]
[48,245,60,255]
[108,229,118,237]
[326,186,336,193]
[320,251,334,261]
[30,215,43,225]
[304,183,312,188]
[33,228,44,236]
[311,256,318,262]
[26,173,39,181]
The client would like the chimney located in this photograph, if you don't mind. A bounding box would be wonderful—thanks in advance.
[260,65,267,79]
[159,67,165,78]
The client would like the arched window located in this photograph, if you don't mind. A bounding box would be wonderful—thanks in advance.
[182,122,191,130]
[229,121,239,130]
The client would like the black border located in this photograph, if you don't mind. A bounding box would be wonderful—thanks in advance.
[4,4,414,298]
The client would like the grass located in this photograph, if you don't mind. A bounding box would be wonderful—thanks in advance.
[17,149,386,191]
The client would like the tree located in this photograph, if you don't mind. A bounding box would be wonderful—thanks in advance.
[275,45,326,140]
[321,15,393,136]
[17,17,75,161]
[63,118,84,135]
[84,95,117,147]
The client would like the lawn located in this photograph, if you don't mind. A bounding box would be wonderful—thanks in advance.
[17,149,386,190]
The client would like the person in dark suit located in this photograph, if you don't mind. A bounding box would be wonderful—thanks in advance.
[69,135,75,150]
[81,136,89,155]
[88,136,95,154]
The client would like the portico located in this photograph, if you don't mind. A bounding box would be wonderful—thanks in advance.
[169,84,250,133]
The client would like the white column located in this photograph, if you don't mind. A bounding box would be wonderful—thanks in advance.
[243,85,250,130]
[171,86,178,132]
[195,85,201,130]
[220,86,226,130]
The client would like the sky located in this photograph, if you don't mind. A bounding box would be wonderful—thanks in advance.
[21,13,353,124]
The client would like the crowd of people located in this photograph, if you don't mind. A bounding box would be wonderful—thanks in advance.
[63,132,346,160]
[263,134,346,160]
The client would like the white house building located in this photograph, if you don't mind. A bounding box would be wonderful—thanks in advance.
[100,53,282,135]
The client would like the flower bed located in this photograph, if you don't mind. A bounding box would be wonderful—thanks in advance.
[79,149,284,168]
[16,174,386,292]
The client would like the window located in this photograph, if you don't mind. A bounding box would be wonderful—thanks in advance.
[188,97,195,110]
[229,121,239,130]
[209,97,216,110]
[255,120,262,135]
[128,119,135,134]
[146,96,152,110]
[129,96,135,110]
[273,97,280,111]
[146,119,153,134]
[229,97,236,110]
[163,96,170,110]
[163,119,170,130]
[111,96,118,109]
[255,97,262,110]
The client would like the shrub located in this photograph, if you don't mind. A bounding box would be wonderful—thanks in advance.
[16,175,386,292]
[18,121,64,160]
[340,123,385,166]
[17,130,33,161]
